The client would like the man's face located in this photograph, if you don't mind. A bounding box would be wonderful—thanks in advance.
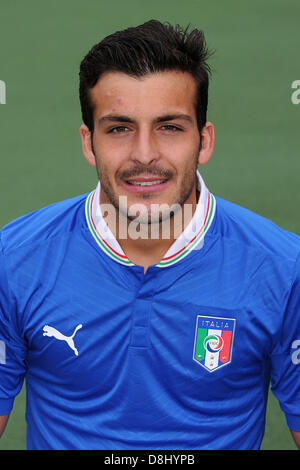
[84,70,204,223]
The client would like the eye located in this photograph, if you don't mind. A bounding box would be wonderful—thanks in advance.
[160,124,182,132]
[108,126,129,134]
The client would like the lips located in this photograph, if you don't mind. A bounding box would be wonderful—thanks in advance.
[126,178,167,186]
[121,176,170,193]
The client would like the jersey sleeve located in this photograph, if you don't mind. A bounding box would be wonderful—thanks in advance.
[270,252,300,431]
[0,234,27,414]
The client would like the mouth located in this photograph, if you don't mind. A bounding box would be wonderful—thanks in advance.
[121,177,170,193]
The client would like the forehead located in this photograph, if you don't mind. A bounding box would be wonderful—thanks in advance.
[89,70,197,121]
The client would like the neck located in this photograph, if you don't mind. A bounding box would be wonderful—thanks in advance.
[101,187,200,272]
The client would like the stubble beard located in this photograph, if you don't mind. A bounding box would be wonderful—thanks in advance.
[92,142,199,227]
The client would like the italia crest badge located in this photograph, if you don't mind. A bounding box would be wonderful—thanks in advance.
[193,315,236,372]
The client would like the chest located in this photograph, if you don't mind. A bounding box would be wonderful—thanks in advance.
[22,254,279,396]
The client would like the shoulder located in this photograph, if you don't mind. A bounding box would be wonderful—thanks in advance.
[0,192,90,254]
[212,195,300,263]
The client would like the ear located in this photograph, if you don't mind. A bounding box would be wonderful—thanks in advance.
[79,124,96,167]
[198,121,215,166]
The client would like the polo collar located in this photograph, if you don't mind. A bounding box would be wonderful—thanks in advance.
[85,170,216,268]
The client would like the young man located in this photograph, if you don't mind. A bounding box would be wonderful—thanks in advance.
[0,20,300,450]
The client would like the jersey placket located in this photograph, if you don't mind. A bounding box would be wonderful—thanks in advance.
[129,268,155,349]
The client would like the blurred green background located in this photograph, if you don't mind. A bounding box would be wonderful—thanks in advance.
[0,0,299,450]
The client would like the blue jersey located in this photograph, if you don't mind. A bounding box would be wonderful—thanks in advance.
[0,171,300,450]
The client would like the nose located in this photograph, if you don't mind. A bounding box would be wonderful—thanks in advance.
[130,127,159,166]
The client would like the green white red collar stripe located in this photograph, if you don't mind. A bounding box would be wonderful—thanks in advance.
[157,190,215,267]
[85,170,216,268]
[85,190,134,266]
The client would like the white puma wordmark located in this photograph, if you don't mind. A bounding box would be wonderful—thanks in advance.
[43,324,82,356]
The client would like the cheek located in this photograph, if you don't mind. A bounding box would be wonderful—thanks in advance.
[94,153,125,190]
[170,145,199,175]
[94,137,129,170]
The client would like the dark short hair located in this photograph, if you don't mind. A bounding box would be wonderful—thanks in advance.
[79,20,213,135]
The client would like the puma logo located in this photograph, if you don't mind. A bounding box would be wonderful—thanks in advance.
[43,324,82,356]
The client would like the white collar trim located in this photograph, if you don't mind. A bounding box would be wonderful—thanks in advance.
[85,170,216,267]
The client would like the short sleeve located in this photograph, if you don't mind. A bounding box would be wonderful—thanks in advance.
[270,253,300,431]
[0,234,27,414]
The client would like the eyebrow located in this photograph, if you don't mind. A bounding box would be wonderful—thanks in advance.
[97,113,194,126]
